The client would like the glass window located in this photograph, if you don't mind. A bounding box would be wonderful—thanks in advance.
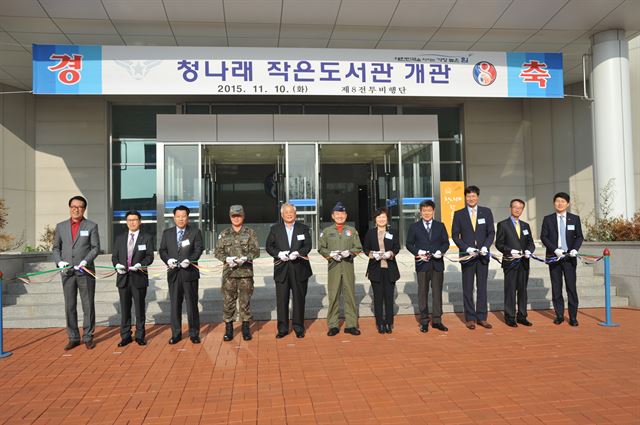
[185,104,210,114]
[112,105,176,139]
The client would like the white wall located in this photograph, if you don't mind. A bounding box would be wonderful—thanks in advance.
[630,35,640,212]
[34,96,109,251]
[0,84,36,249]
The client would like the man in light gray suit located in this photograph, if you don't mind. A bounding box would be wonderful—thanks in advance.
[52,195,101,350]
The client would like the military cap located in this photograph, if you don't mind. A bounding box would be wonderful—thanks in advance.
[332,202,346,212]
[229,204,245,216]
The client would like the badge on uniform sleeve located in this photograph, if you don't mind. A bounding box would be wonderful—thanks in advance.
[138,244,146,250]
[80,230,89,237]
[181,239,190,247]
[385,233,393,240]
[297,234,305,241]
[567,225,575,231]
[345,229,352,237]
[522,230,529,236]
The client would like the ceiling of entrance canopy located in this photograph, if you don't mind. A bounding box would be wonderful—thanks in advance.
[1,0,639,90]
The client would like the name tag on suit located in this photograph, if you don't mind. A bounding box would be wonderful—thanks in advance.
[138,244,146,250]
[523,229,529,236]
[567,225,575,231]
[385,233,393,240]
[477,218,486,225]
[80,230,89,237]
[181,239,190,247]
[297,234,305,241]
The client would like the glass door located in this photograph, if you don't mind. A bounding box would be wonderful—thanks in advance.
[201,145,214,251]
[399,142,440,240]
[286,143,318,247]
[157,144,201,245]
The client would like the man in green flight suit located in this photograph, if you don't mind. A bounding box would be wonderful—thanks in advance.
[318,202,363,336]
[214,205,260,342]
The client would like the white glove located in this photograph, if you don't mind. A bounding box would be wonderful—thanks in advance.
[480,247,488,256]
[330,251,342,261]
[115,263,127,274]
[235,256,247,266]
[433,250,442,259]
[340,250,351,258]
[180,259,190,268]
[288,251,299,260]
[524,250,531,259]
[554,248,565,258]
[226,256,237,267]
[417,249,427,256]
[372,251,382,261]
[74,260,88,271]
[383,251,393,260]
[278,251,290,261]
[466,247,478,255]
[129,262,142,272]
[510,249,520,256]
[569,249,578,257]
[57,261,69,269]
[167,258,178,269]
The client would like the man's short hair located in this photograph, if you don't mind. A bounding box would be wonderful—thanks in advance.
[68,195,87,208]
[464,185,480,196]
[280,203,296,213]
[510,198,525,207]
[419,200,436,210]
[553,192,570,203]
[173,205,190,215]
[125,210,142,220]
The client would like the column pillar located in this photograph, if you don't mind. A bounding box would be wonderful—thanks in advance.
[591,29,635,218]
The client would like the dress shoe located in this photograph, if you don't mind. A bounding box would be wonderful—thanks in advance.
[168,336,182,345]
[568,319,579,327]
[553,317,564,325]
[223,322,234,341]
[135,338,147,346]
[327,327,340,336]
[419,324,429,333]
[117,337,133,347]
[294,329,305,338]
[385,324,393,334]
[477,320,493,329]
[517,318,533,327]
[344,327,361,336]
[506,320,518,328]
[190,336,201,344]
[377,325,386,334]
[465,321,476,330]
[85,340,96,350]
[276,331,288,339]
[242,321,252,341]
[432,323,448,332]
[64,340,81,351]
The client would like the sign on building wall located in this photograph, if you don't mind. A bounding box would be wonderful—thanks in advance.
[440,181,466,246]
[33,44,563,98]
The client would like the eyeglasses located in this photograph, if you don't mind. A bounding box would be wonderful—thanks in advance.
[69,205,86,210]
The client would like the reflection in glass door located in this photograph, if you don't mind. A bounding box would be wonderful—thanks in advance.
[287,144,318,247]
[399,142,440,240]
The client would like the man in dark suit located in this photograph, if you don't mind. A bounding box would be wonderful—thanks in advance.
[52,195,101,350]
[451,185,495,330]
[540,192,584,326]
[159,205,204,344]
[495,199,536,327]
[111,210,154,346]
[265,203,313,338]
[405,200,450,332]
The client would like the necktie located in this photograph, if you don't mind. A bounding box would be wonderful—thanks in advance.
[471,209,477,231]
[425,221,431,238]
[127,233,135,268]
[177,229,184,250]
[559,216,568,251]
[515,220,521,238]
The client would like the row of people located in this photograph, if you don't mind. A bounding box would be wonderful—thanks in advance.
[51,186,583,350]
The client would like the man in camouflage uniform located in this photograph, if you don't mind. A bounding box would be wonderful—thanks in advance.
[318,202,363,336]
[214,205,260,341]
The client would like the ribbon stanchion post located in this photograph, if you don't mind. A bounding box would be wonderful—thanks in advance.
[0,270,13,358]
[598,248,620,328]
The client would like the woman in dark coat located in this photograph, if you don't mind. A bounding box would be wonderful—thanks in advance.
[363,208,401,333]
